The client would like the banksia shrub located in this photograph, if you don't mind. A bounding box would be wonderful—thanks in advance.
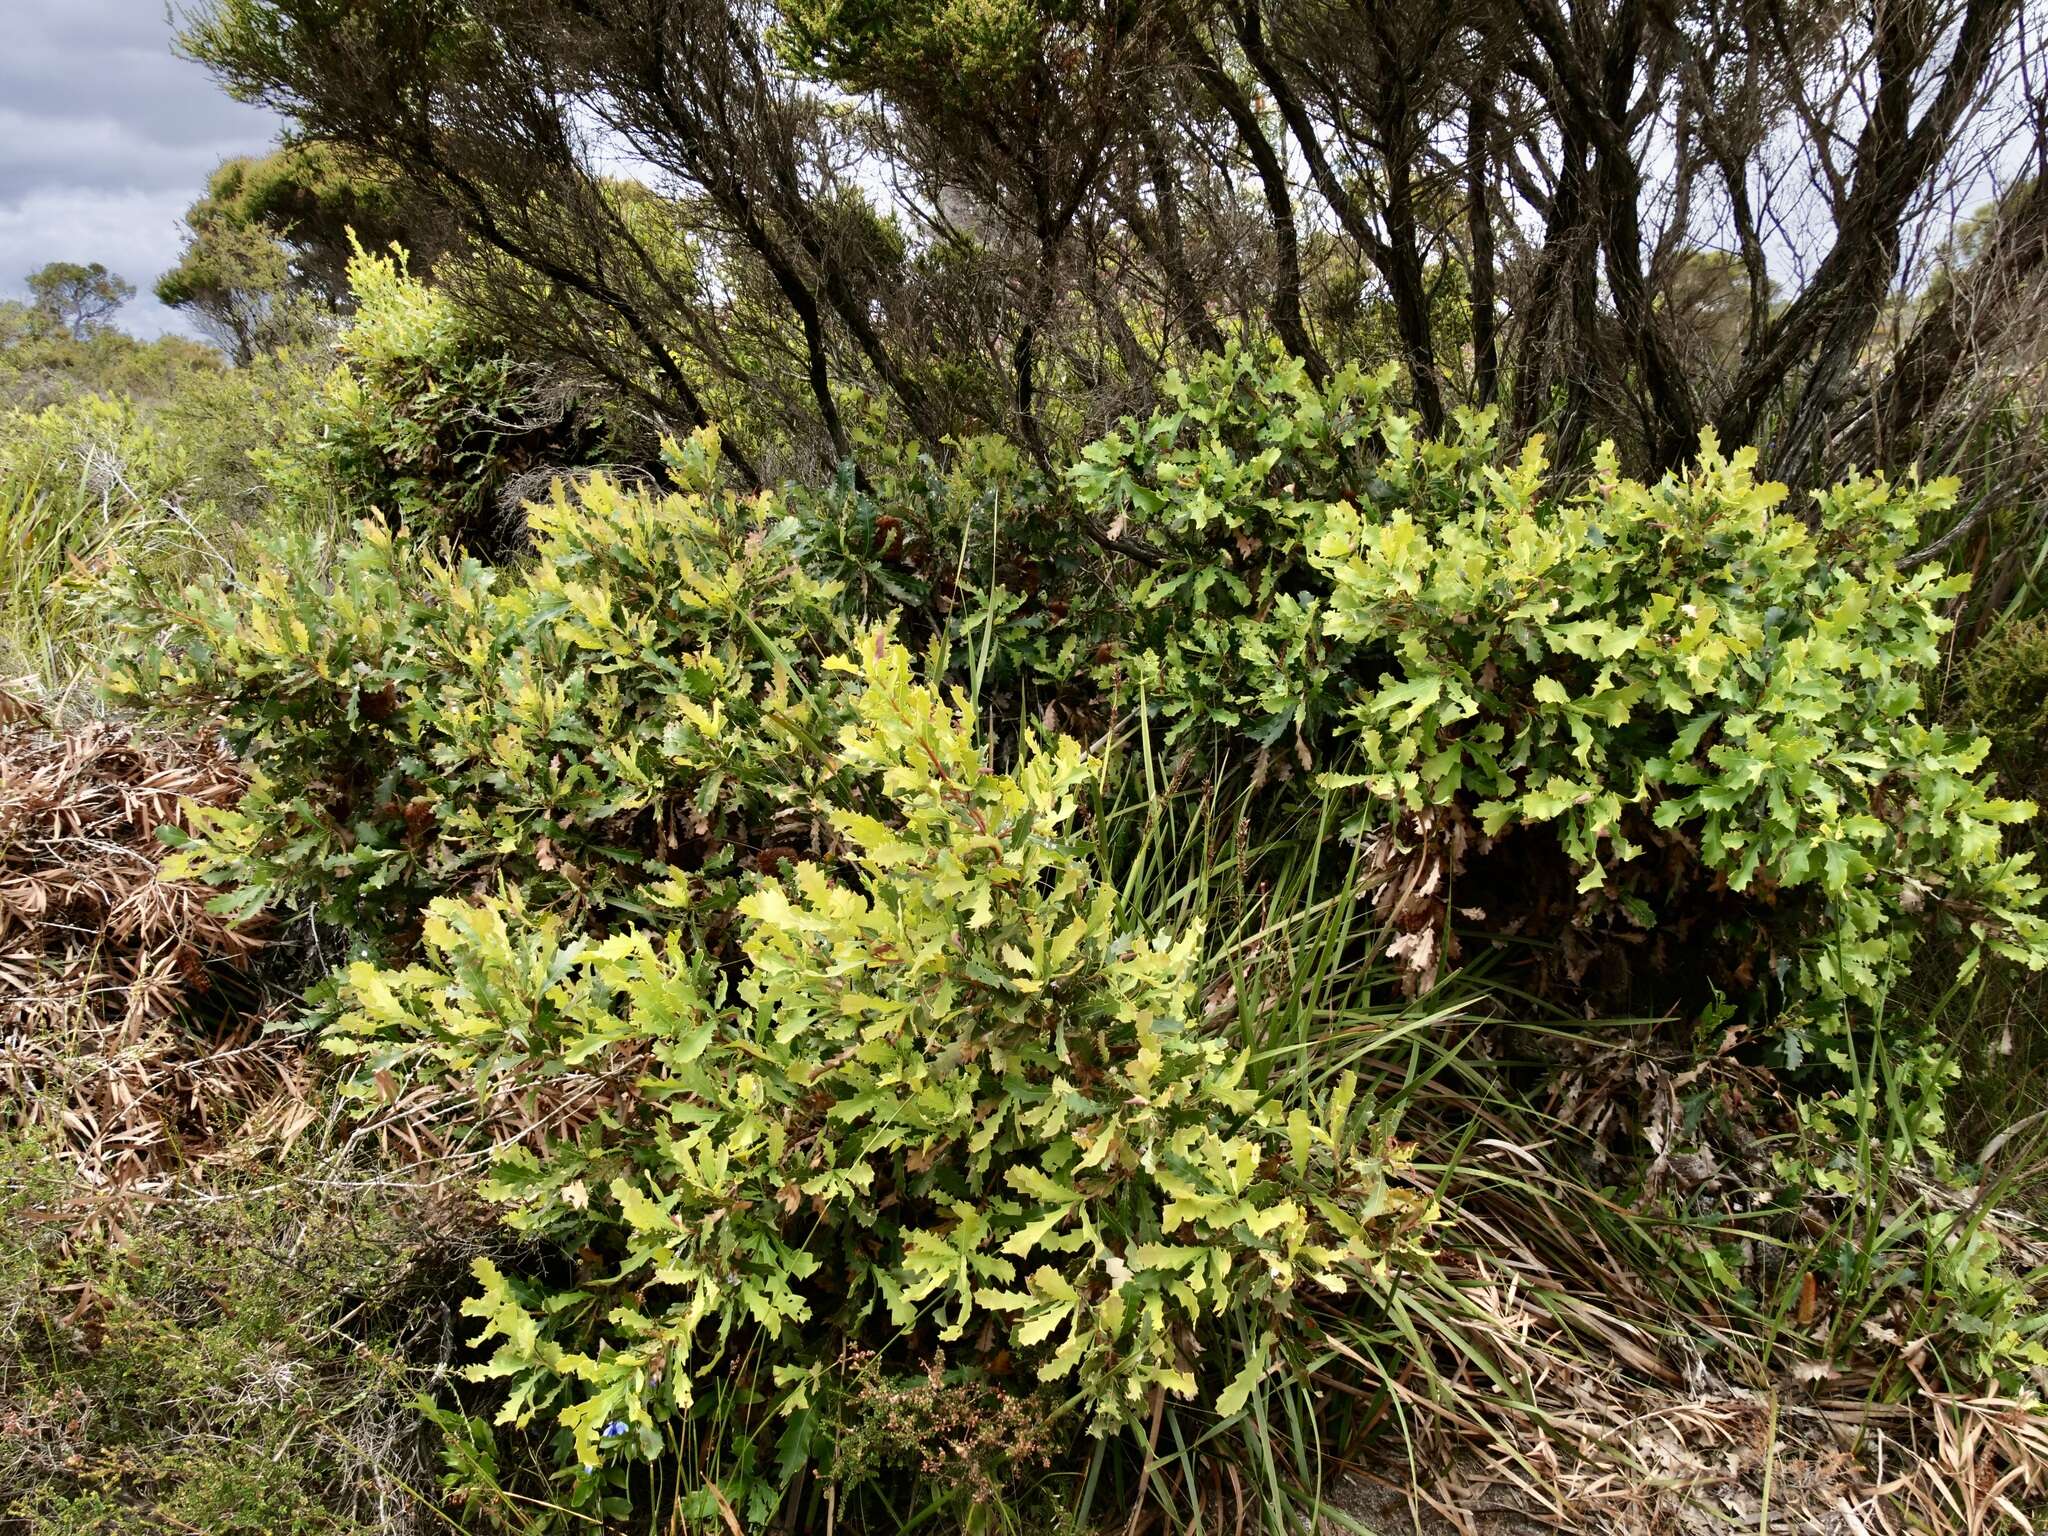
[1076,349,2046,1134]
[253,241,558,550]
[324,634,1433,1506]
[107,429,852,953]
[1068,345,1428,749]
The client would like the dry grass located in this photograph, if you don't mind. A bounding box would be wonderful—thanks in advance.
[1325,1272,2048,1534]
[1337,1109,2048,1533]
[0,693,317,1214]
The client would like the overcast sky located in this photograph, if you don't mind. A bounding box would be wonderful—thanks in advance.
[0,1,284,339]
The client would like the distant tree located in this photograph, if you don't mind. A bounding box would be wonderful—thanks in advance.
[26,262,135,340]
[154,199,302,364]
[185,146,439,301]
[156,145,448,361]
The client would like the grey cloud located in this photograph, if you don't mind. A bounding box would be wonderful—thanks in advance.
[0,0,284,338]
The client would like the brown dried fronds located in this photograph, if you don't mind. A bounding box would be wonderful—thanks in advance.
[1328,1265,2048,1535]
[1359,805,1475,997]
[0,714,312,1205]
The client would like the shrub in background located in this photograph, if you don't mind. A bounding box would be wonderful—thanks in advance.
[109,429,852,954]
[254,243,579,551]
[1963,615,2048,804]
[782,427,1126,723]
[0,298,224,416]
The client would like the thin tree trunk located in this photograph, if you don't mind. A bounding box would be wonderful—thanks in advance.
[1169,2,1329,379]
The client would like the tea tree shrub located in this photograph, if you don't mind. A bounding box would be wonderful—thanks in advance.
[108,429,853,952]
[324,635,1433,1512]
[1076,350,2046,1118]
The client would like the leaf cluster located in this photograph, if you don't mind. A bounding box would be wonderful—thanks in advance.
[321,634,1431,1504]
[108,430,850,953]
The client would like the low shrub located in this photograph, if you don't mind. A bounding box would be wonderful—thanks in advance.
[0,1136,453,1536]
[320,634,1433,1520]
[109,430,852,954]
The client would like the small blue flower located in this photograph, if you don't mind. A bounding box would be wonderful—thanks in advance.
[601,1419,630,1440]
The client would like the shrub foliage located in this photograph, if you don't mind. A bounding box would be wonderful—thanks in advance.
[253,243,577,549]
[323,634,1431,1505]
[111,346,2048,1522]
[1077,350,2045,1105]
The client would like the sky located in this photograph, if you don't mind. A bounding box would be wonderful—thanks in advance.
[0,1,285,340]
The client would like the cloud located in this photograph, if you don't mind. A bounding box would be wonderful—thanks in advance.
[0,0,284,339]
[0,188,206,340]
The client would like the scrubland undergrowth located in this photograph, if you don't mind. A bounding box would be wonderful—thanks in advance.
[7,253,2048,1533]
[3,15,2048,1507]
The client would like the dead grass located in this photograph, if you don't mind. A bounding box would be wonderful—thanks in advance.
[0,691,316,1214]
[1327,1281,2048,1534]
